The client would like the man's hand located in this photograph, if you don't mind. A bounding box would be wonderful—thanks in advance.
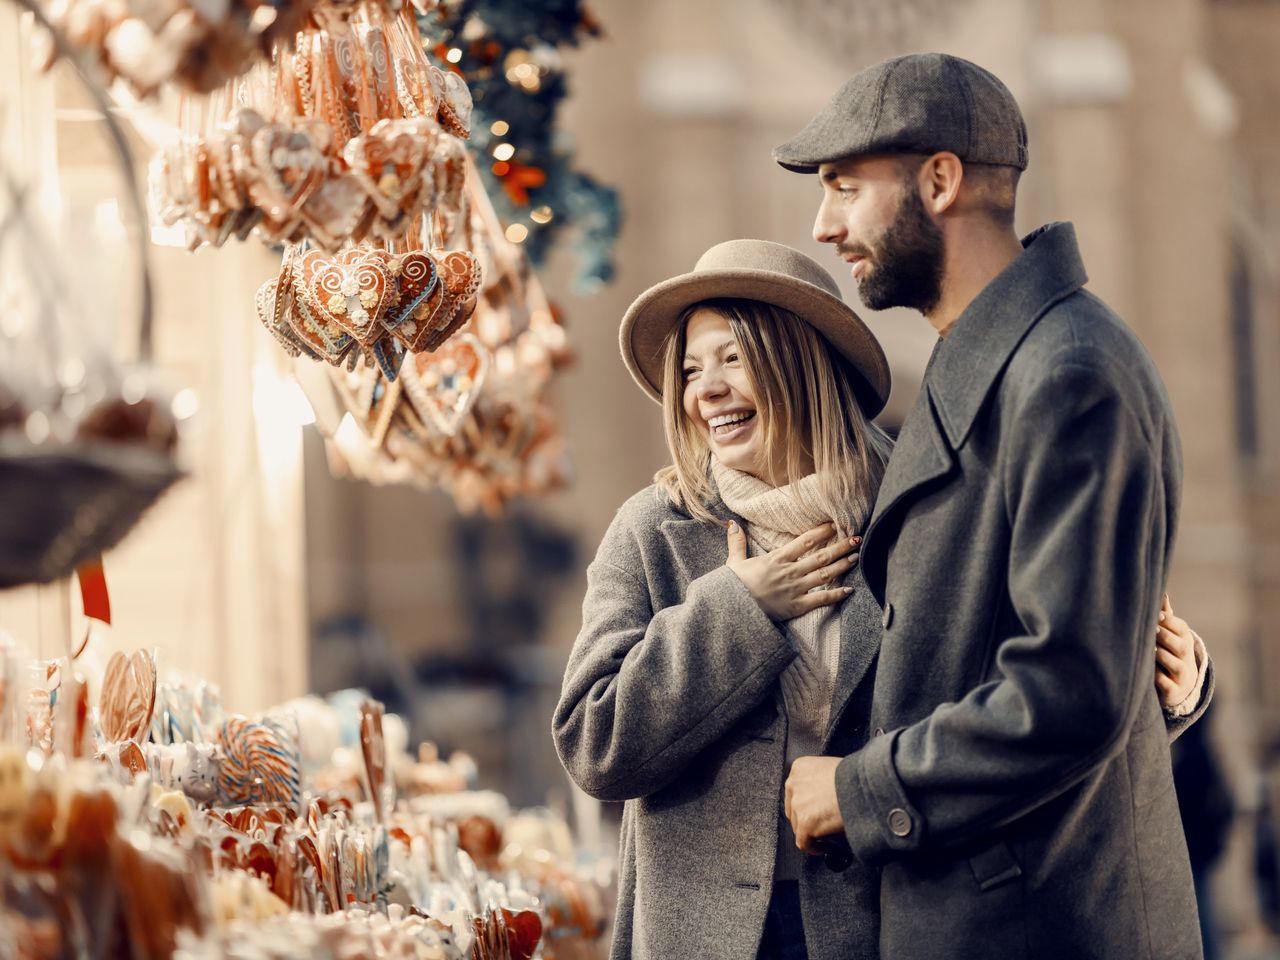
[784,755,845,853]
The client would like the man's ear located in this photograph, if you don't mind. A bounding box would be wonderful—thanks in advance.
[919,152,963,216]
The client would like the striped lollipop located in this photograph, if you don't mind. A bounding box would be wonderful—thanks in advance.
[216,716,301,811]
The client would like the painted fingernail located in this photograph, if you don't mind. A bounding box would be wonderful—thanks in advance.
[1159,612,1165,621]
[728,521,737,532]
[843,587,854,595]
[852,536,862,545]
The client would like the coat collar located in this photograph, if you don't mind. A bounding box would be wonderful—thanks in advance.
[657,476,743,530]
[925,221,1088,449]
[860,223,1088,602]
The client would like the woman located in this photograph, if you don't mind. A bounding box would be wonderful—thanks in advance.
[553,240,1211,960]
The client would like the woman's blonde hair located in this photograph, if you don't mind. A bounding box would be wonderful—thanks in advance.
[654,298,894,538]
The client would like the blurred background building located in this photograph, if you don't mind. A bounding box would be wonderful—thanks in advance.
[2,0,1278,954]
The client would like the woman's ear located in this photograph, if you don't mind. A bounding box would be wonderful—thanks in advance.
[920,152,963,216]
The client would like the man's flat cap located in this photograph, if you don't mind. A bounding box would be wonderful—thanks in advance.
[774,53,1028,173]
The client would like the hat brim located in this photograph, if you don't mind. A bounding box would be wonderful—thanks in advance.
[771,135,830,174]
[772,104,857,173]
[620,268,891,417]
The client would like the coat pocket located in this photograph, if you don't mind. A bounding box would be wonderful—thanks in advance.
[968,840,1023,892]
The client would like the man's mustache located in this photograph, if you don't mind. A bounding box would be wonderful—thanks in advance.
[836,244,873,260]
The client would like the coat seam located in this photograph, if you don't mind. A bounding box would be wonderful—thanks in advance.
[1126,748,1156,960]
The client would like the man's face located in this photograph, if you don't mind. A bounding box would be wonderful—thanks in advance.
[812,155,945,315]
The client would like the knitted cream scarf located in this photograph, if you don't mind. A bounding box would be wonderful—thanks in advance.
[711,459,842,741]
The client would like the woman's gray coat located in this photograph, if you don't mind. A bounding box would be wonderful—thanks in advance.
[553,482,890,960]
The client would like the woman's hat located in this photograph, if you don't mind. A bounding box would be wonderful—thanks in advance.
[619,238,891,415]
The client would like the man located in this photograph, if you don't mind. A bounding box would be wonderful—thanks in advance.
[777,54,1203,959]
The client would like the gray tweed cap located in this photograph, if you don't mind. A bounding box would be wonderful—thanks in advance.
[774,53,1029,173]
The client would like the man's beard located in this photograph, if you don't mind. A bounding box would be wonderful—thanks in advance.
[855,187,945,314]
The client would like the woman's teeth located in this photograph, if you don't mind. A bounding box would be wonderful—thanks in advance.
[709,411,755,435]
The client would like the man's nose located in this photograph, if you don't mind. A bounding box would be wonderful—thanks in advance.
[813,195,843,244]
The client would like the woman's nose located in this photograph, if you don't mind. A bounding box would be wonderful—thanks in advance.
[697,365,728,400]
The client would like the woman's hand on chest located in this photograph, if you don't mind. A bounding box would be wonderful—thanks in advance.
[725,520,860,621]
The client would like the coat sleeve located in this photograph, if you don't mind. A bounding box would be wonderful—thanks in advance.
[835,355,1177,864]
[1164,637,1214,743]
[553,511,795,802]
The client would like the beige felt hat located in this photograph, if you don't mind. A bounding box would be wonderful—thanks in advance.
[619,239,891,415]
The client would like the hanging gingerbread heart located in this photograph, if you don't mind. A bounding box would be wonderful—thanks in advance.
[422,292,481,355]
[247,119,333,222]
[344,119,433,224]
[436,248,483,302]
[298,173,370,252]
[394,56,434,119]
[416,248,483,352]
[288,295,358,366]
[256,277,320,361]
[209,135,245,214]
[429,135,469,243]
[401,333,489,437]
[328,26,361,113]
[401,250,478,353]
[431,65,473,139]
[360,25,395,123]
[383,251,442,345]
[295,246,396,346]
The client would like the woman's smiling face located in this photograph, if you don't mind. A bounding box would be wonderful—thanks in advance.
[681,308,763,476]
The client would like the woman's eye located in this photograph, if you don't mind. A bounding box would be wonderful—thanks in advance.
[682,367,699,380]
[725,353,739,364]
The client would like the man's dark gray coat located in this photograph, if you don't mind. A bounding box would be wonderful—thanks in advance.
[837,222,1203,960]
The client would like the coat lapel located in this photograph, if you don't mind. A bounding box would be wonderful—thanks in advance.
[657,517,731,583]
[822,573,883,748]
[859,222,1090,604]
[860,386,956,602]
[656,492,743,585]
[923,222,1089,451]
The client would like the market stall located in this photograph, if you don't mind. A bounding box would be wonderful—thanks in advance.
[0,0,618,953]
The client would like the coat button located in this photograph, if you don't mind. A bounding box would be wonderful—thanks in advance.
[882,603,894,629]
[888,808,912,838]
[872,727,885,738]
